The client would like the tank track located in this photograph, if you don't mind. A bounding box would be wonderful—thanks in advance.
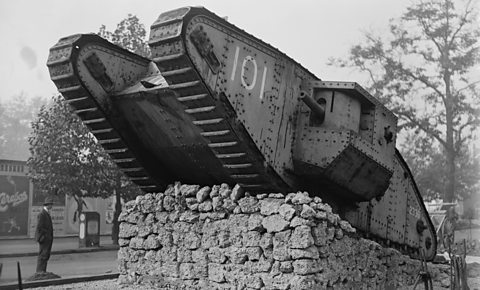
[148,17,283,192]
[47,35,161,192]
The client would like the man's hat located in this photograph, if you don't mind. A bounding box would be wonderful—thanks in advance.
[43,196,55,205]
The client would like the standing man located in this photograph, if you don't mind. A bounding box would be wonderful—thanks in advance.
[35,197,54,273]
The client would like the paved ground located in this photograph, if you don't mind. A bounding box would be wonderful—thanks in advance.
[0,251,118,285]
[0,235,115,257]
[0,235,118,286]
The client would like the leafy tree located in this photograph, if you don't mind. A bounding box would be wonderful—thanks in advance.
[28,14,150,243]
[331,0,480,202]
[28,96,142,244]
[0,94,47,160]
[98,14,151,58]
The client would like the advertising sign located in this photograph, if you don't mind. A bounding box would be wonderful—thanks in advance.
[0,175,30,236]
[29,206,66,237]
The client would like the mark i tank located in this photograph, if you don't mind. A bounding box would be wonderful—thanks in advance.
[47,6,437,260]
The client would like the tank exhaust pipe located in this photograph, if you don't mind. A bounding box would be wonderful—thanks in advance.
[299,90,325,120]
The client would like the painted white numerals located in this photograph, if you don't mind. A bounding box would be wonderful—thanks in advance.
[230,46,268,100]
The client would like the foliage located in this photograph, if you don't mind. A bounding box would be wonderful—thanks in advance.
[98,14,151,58]
[0,94,47,160]
[28,96,141,201]
[330,0,480,202]
[28,13,150,243]
[399,130,480,201]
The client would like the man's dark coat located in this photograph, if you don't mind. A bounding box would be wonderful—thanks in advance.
[35,208,53,273]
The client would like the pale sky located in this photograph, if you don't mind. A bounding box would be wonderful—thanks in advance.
[0,0,412,101]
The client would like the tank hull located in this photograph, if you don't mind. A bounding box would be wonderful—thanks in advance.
[47,7,436,260]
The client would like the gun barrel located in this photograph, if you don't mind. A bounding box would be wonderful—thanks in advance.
[300,91,325,119]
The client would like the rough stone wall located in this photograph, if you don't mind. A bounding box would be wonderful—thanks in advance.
[117,182,448,289]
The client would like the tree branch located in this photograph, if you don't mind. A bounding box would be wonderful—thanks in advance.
[399,111,447,148]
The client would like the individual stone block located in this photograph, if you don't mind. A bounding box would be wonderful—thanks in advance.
[260,198,285,216]
[210,184,220,198]
[217,230,231,248]
[143,234,161,250]
[326,227,335,241]
[300,204,316,219]
[327,212,339,225]
[231,184,244,201]
[196,186,211,203]
[155,211,169,224]
[315,211,327,220]
[144,250,157,261]
[335,228,344,239]
[262,214,289,233]
[163,195,175,211]
[137,224,152,238]
[280,261,293,273]
[139,193,156,213]
[278,203,296,221]
[219,183,231,198]
[291,192,312,205]
[339,220,356,233]
[222,198,236,212]
[119,222,138,238]
[117,247,131,261]
[261,273,293,290]
[156,228,173,247]
[180,184,200,197]
[273,230,292,261]
[212,196,223,210]
[289,274,318,290]
[208,247,227,264]
[290,225,314,249]
[227,246,248,264]
[168,211,180,223]
[260,233,273,251]
[200,212,227,221]
[311,221,328,246]
[246,246,262,261]
[128,250,145,264]
[293,259,321,275]
[252,257,273,272]
[244,231,262,247]
[313,202,332,213]
[290,216,315,227]
[129,237,145,249]
[233,206,242,214]
[161,262,180,278]
[185,197,199,211]
[177,248,193,262]
[256,193,268,199]
[156,246,177,262]
[184,231,201,250]
[192,249,207,264]
[238,196,260,213]
[118,238,130,247]
[179,211,199,223]
[247,214,264,231]
[199,200,213,212]
[244,275,264,289]
[201,232,218,249]
[290,246,319,259]
[125,211,145,224]
[208,263,226,282]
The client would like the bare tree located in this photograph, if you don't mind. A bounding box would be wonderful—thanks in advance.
[331,0,480,202]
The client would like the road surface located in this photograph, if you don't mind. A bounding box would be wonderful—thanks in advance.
[0,250,117,285]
